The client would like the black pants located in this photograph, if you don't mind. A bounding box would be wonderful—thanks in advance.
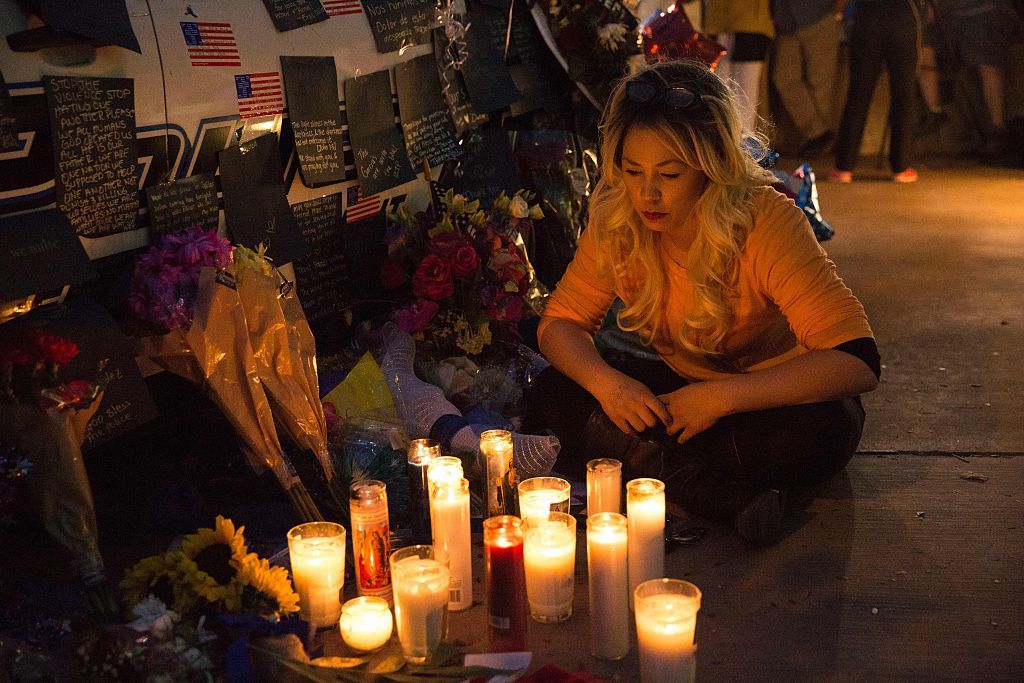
[526,358,864,490]
[834,0,920,173]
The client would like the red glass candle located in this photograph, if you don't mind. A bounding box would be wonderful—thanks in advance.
[484,515,528,652]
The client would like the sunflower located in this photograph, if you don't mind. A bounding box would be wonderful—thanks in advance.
[119,551,197,617]
[178,516,249,609]
[237,555,300,617]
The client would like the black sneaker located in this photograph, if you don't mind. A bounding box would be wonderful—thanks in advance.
[798,131,834,158]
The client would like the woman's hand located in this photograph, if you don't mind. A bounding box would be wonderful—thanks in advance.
[593,373,671,435]
[657,381,730,443]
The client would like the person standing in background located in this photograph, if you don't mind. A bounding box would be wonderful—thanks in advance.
[829,0,924,183]
[703,0,775,133]
[771,0,849,157]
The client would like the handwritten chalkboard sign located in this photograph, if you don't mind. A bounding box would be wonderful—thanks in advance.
[261,0,328,31]
[361,0,440,54]
[292,193,348,326]
[218,133,308,264]
[0,71,19,153]
[459,9,522,114]
[344,70,416,195]
[0,209,96,300]
[452,128,521,206]
[395,54,461,169]
[44,76,139,239]
[145,174,219,237]
[431,28,488,137]
[281,56,346,187]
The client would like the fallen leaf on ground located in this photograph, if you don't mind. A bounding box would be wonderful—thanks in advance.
[959,471,989,482]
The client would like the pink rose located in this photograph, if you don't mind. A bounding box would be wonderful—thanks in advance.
[396,299,440,333]
[412,255,455,301]
[450,244,479,279]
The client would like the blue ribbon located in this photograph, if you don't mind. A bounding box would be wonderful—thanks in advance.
[430,414,470,451]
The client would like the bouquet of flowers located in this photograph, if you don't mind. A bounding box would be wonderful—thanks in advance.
[0,323,109,611]
[127,227,323,522]
[381,190,543,362]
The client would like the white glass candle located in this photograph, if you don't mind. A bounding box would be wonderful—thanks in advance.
[517,477,571,521]
[429,477,473,611]
[634,579,702,683]
[408,439,439,545]
[427,455,463,491]
[587,512,629,660]
[586,458,622,516]
[523,512,576,623]
[626,478,665,609]
[480,429,516,517]
[287,522,346,629]
[390,545,450,665]
[339,596,393,652]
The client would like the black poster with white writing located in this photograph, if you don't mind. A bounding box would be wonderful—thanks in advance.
[344,71,416,195]
[395,55,461,169]
[261,0,328,31]
[45,76,139,239]
[218,133,307,264]
[342,211,386,306]
[431,28,488,137]
[34,0,141,52]
[292,193,348,326]
[281,56,346,187]
[459,9,522,114]
[0,71,20,153]
[0,209,95,300]
[452,128,520,205]
[145,174,219,237]
[360,0,439,54]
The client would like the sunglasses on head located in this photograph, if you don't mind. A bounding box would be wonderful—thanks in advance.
[626,80,702,111]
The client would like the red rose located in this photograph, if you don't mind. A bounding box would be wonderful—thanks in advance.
[428,232,464,257]
[450,244,479,279]
[395,299,440,333]
[487,294,524,323]
[39,335,79,366]
[412,254,455,301]
[380,256,407,290]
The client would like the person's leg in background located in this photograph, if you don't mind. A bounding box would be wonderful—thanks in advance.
[882,2,921,178]
[832,5,887,179]
[772,24,832,155]
[799,13,845,155]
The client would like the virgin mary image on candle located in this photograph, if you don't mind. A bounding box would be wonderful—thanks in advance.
[358,526,391,589]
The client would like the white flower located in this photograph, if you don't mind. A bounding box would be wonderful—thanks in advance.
[128,595,180,639]
[509,195,530,218]
[598,23,629,51]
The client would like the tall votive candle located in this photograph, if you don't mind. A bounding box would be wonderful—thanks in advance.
[350,480,392,603]
[407,439,439,545]
[517,476,571,521]
[626,478,665,609]
[634,579,701,683]
[480,430,516,517]
[523,512,576,623]
[429,476,473,611]
[587,512,629,660]
[586,458,622,515]
[484,515,528,651]
[390,545,450,665]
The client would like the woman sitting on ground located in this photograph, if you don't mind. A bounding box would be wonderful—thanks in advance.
[526,60,880,545]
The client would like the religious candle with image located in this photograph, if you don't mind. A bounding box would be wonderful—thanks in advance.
[350,480,393,603]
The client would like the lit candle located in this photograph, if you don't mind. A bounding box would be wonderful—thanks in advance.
[407,439,439,545]
[484,515,528,652]
[350,480,392,603]
[429,477,473,611]
[523,512,576,623]
[587,512,629,660]
[634,579,702,683]
[517,476,571,521]
[287,522,346,629]
[480,430,516,517]
[390,545,450,665]
[426,455,463,491]
[626,478,665,609]
[339,596,393,652]
[586,458,622,516]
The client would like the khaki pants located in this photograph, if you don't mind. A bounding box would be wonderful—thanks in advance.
[771,14,844,140]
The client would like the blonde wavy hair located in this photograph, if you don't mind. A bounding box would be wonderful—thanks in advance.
[589,60,777,362]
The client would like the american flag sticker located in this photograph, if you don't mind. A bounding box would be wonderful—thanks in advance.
[323,0,363,16]
[235,72,284,119]
[346,186,381,223]
[180,22,241,68]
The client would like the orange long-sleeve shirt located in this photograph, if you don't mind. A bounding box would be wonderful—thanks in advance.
[538,188,874,382]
